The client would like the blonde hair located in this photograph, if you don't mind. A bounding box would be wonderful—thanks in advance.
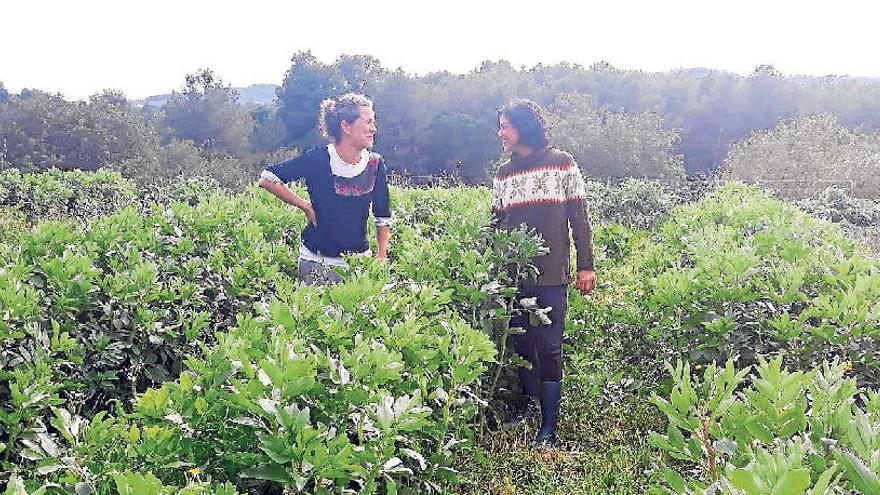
[318,93,373,142]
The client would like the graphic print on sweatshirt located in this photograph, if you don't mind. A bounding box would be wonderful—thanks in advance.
[333,153,381,197]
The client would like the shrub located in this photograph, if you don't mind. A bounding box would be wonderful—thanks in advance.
[720,113,880,200]
[650,357,880,494]
[569,184,880,391]
[0,183,545,494]
[0,168,137,222]
[584,179,678,230]
[112,140,257,192]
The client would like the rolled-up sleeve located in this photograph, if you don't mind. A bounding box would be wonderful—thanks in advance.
[260,169,283,184]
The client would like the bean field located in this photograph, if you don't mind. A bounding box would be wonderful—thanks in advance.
[1,171,879,494]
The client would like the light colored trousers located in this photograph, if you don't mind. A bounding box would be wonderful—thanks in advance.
[297,257,343,285]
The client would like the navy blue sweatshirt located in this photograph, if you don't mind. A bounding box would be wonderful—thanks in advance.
[262,147,391,257]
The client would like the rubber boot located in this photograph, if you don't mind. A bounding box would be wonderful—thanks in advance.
[532,381,561,447]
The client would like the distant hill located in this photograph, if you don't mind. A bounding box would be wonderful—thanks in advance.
[133,83,277,109]
[786,74,880,87]
[236,84,278,105]
[664,68,880,86]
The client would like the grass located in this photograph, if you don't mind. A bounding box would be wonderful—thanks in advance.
[455,353,667,494]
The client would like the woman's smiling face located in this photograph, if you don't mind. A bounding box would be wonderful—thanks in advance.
[497,114,520,152]
[343,105,377,150]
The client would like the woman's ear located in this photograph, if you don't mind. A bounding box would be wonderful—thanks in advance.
[340,120,353,135]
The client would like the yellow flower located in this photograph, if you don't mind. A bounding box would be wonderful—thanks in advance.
[844,362,854,372]
[187,467,201,475]
[694,364,703,370]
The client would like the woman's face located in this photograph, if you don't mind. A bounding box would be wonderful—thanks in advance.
[343,105,377,150]
[497,114,520,153]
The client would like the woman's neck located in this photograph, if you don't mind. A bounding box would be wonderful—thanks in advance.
[334,141,363,165]
[512,145,535,157]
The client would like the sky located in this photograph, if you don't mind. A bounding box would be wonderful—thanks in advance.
[3,0,879,100]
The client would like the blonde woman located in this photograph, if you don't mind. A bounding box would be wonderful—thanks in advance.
[259,93,391,284]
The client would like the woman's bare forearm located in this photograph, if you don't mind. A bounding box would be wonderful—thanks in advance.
[259,178,310,210]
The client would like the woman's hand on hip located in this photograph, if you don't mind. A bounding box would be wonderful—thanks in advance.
[301,203,317,226]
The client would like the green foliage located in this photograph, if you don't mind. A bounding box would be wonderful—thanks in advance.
[3,171,879,493]
[550,92,686,181]
[276,51,382,147]
[612,184,880,387]
[248,106,288,153]
[161,69,256,157]
[111,139,257,191]
[584,178,679,229]
[0,168,137,222]
[120,274,498,493]
[650,358,880,495]
[0,207,26,242]
[7,58,880,179]
[797,186,880,256]
[0,90,158,172]
[0,176,545,493]
[0,184,305,480]
[138,175,226,207]
[721,113,880,199]
[423,113,498,179]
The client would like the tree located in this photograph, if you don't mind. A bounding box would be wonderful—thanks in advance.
[0,82,8,104]
[549,92,685,180]
[422,113,498,180]
[750,64,783,79]
[0,89,158,171]
[113,138,255,191]
[276,52,388,149]
[161,68,255,156]
[368,69,430,173]
[249,105,287,153]
[720,113,880,199]
[276,51,344,147]
[335,54,385,94]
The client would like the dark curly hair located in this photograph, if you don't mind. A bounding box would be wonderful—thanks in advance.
[498,99,549,149]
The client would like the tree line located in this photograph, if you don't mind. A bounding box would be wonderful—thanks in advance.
[2,53,880,194]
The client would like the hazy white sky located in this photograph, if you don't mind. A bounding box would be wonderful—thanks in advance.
[3,0,878,100]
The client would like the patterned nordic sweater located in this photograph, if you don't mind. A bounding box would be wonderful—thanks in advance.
[491,147,595,286]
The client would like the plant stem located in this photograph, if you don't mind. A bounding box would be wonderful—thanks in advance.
[699,413,718,481]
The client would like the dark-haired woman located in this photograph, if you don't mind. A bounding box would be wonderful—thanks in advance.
[491,99,596,447]
[259,93,391,284]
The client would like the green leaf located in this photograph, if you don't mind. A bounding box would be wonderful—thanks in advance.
[667,424,686,450]
[385,475,398,495]
[730,469,760,495]
[836,450,880,495]
[648,431,677,454]
[4,476,28,495]
[663,468,687,493]
[745,419,774,444]
[112,472,165,495]
[811,465,838,495]
[770,469,809,495]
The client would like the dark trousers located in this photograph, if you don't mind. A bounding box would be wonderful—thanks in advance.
[511,285,567,396]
